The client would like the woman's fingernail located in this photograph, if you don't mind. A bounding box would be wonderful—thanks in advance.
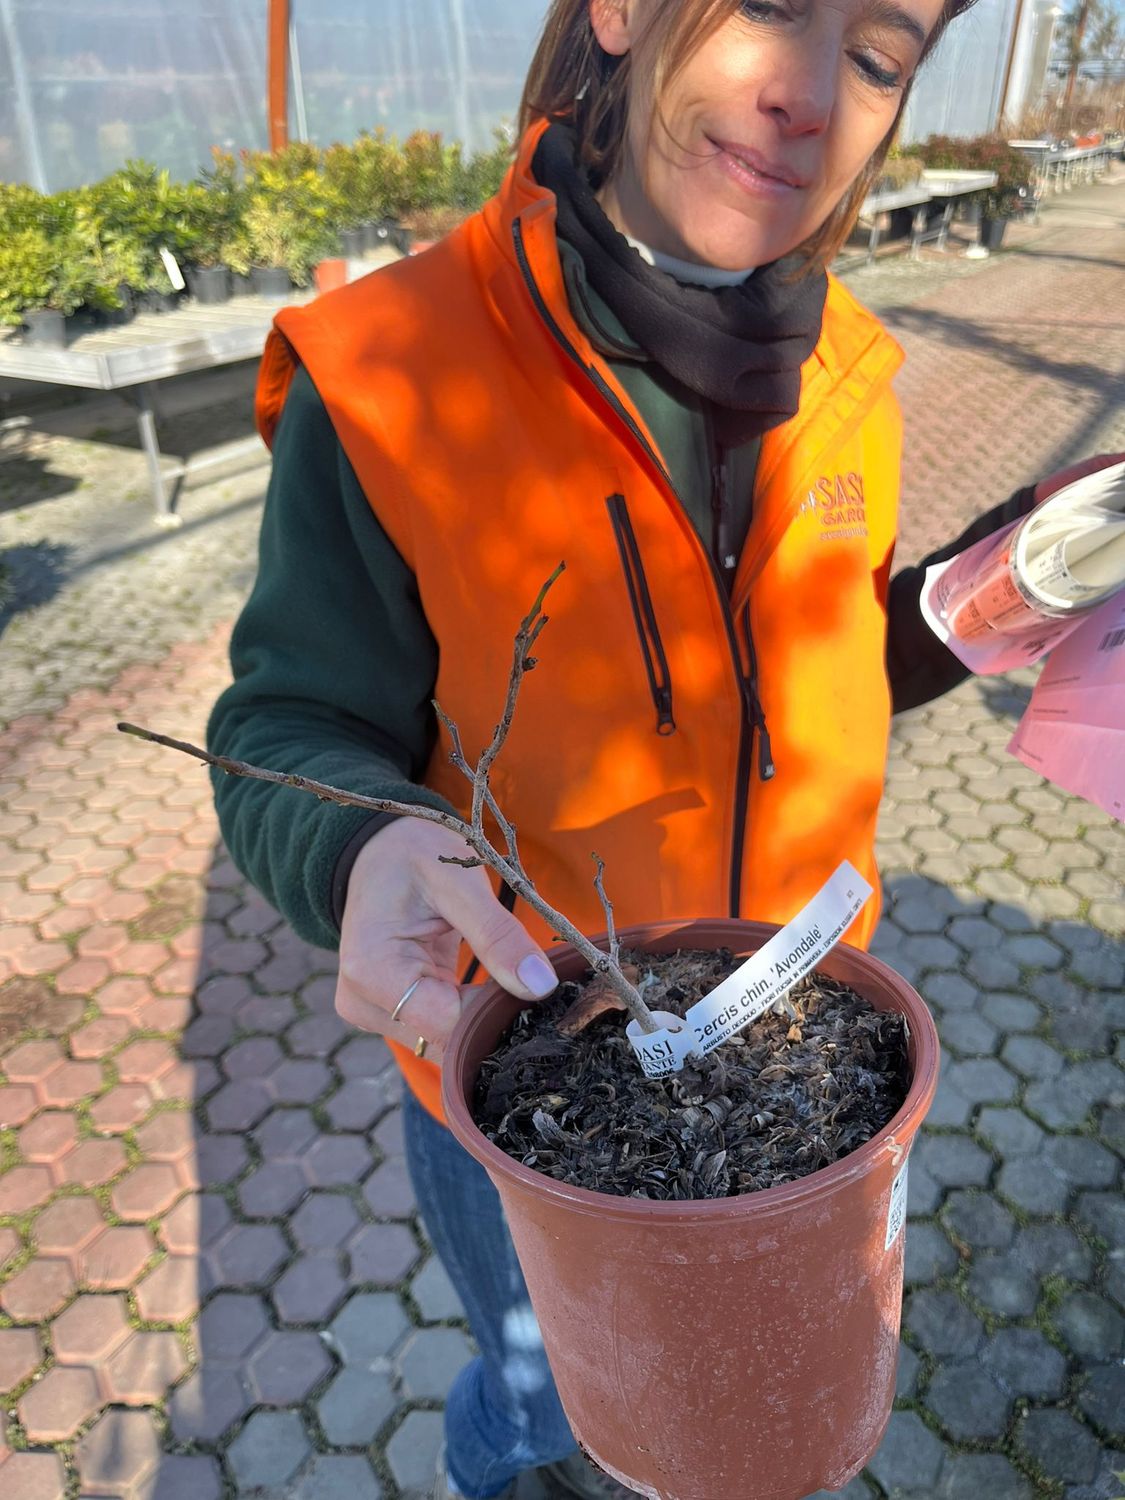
[517,954,558,998]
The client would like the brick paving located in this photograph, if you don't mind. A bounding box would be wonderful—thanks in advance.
[0,177,1123,1500]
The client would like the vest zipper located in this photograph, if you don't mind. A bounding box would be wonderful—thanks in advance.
[512,216,762,918]
[606,495,676,736]
[460,880,518,986]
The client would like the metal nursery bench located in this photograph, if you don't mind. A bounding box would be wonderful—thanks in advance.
[0,292,312,525]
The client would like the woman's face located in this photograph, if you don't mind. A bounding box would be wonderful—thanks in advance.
[592,0,946,268]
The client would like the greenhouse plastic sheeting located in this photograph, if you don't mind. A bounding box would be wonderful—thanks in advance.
[0,0,550,193]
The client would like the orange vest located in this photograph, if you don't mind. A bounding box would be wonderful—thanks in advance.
[256,120,905,1123]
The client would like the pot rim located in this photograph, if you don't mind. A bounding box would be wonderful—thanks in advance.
[442,917,939,1224]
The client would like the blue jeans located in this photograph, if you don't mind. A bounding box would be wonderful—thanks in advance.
[402,1088,579,1499]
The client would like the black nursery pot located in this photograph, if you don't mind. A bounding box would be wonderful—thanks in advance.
[229,271,255,298]
[980,216,1009,251]
[250,266,293,298]
[139,288,181,314]
[186,265,231,304]
[339,227,366,257]
[21,308,67,348]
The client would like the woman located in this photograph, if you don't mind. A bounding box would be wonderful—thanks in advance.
[210,3,1116,1497]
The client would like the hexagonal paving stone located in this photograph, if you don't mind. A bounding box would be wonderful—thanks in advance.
[904,1290,984,1358]
[397,1326,475,1400]
[110,1162,182,1221]
[239,1160,308,1218]
[0,1326,43,1392]
[18,1111,78,1163]
[913,1135,993,1190]
[0,1450,68,1500]
[227,1409,311,1490]
[363,1158,416,1219]
[317,1366,398,1447]
[943,1191,1015,1251]
[966,1254,1039,1318]
[77,1407,162,1494]
[326,1075,399,1131]
[981,1326,1069,1400]
[291,1192,362,1251]
[302,1134,373,1187]
[935,1454,1032,1500]
[346,1223,420,1286]
[205,1223,288,1288]
[32,1195,105,1258]
[411,1255,466,1322]
[1051,1291,1125,1360]
[145,1454,224,1500]
[159,1192,232,1255]
[19,1364,102,1440]
[296,1454,383,1500]
[133,1255,210,1323]
[866,1411,947,1496]
[101,1328,187,1405]
[273,1252,349,1325]
[57,1137,127,1189]
[1078,1364,1125,1439]
[254,1107,320,1160]
[895,1340,919,1399]
[975,1107,1045,1158]
[168,1365,254,1442]
[196,1292,271,1360]
[1015,1408,1102,1486]
[996,1158,1071,1217]
[79,1225,156,1290]
[327,1292,411,1366]
[926,1360,1013,1441]
[1,1257,75,1322]
[0,1165,54,1216]
[944,1058,1017,1104]
[248,1329,333,1404]
[387,1409,445,1495]
[51,1293,131,1363]
[1044,1136,1119,1190]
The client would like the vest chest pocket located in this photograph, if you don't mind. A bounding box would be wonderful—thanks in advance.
[606,495,676,737]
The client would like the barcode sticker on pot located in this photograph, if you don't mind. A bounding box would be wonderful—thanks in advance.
[885,1159,910,1251]
[627,862,874,1079]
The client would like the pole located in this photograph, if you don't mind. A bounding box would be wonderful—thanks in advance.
[1064,0,1090,109]
[449,0,473,151]
[268,0,290,150]
[0,0,49,190]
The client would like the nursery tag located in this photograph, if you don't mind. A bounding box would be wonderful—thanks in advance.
[884,1157,910,1251]
[159,246,186,292]
[626,862,873,1080]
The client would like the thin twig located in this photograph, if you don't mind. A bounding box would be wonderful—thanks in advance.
[592,854,619,968]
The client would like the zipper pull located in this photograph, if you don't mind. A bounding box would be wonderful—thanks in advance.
[756,717,776,781]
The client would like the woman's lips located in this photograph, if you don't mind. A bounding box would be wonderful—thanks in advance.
[709,137,808,197]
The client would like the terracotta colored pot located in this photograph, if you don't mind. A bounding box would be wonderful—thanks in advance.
[443,919,940,1500]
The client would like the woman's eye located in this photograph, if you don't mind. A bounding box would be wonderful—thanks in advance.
[852,51,903,90]
[740,1,786,19]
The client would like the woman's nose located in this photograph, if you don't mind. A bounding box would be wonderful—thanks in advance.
[758,52,837,137]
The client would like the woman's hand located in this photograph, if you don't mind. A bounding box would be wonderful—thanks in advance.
[334,818,559,1060]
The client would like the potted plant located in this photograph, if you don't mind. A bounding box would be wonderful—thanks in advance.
[222,147,340,294]
[119,571,940,1500]
[322,140,368,256]
[910,135,1034,249]
[82,161,193,311]
[0,224,97,347]
[179,151,245,304]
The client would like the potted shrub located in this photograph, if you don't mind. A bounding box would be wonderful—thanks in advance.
[82,161,193,311]
[0,224,97,347]
[120,572,940,1500]
[222,147,340,294]
[180,151,245,304]
[322,140,368,256]
[910,135,1034,249]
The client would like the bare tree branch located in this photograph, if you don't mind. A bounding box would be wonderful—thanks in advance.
[116,565,660,1037]
[592,853,620,968]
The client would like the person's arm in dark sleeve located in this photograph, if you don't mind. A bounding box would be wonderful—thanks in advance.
[885,485,1035,715]
[206,365,454,951]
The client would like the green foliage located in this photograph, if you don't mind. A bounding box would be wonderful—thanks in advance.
[905,135,1035,217]
[0,125,513,315]
[0,225,97,324]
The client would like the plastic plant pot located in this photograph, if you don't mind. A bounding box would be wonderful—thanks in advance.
[443,918,940,1500]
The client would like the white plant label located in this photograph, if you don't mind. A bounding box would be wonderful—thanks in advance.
[626,861,874,1079]
[159,246,186,291]
[885,1157,910,1251]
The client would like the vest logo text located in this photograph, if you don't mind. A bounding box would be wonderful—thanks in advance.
[799,472,868,540]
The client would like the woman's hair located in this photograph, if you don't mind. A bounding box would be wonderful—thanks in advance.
[519,0,978,268]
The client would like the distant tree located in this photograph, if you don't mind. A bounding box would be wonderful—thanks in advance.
[1061,0,1125,105]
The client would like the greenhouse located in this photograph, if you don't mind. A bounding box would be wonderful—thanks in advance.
[0,0,549,193]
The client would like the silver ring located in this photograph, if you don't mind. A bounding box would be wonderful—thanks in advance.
[390,977,424,1024]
